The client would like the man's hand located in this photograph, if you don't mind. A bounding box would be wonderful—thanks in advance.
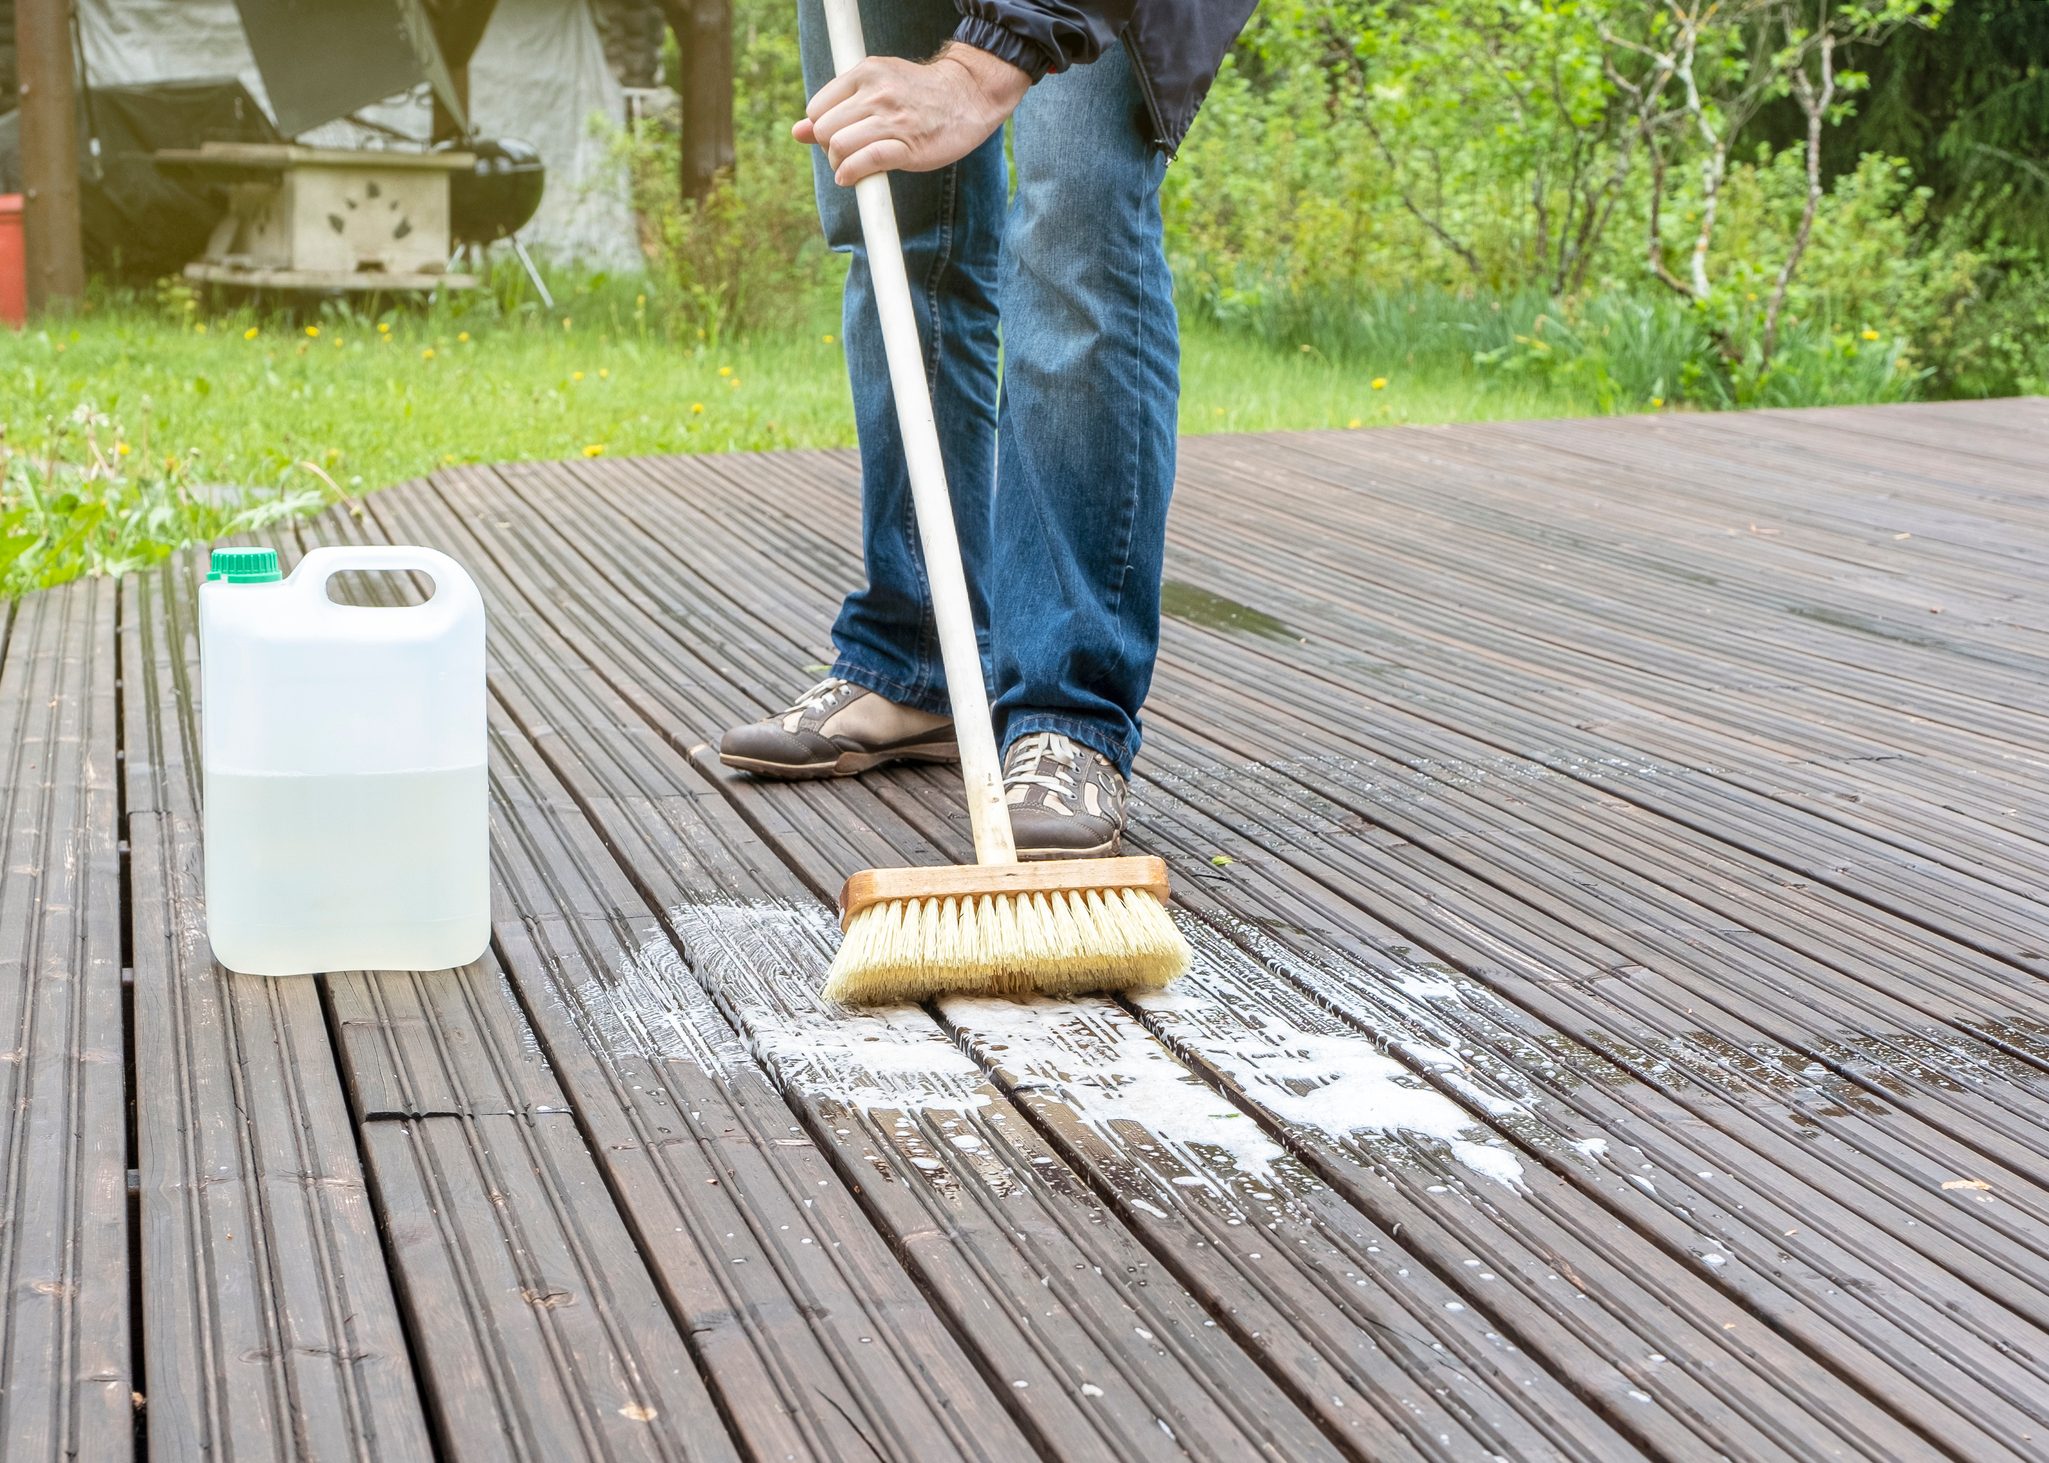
[797,42,1031,186]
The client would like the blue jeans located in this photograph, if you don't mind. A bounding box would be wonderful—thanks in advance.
[796,0,1179,778]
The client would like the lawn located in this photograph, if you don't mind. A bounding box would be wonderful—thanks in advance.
[0,283,1604,595]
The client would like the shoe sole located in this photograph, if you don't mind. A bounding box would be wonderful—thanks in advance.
[719,743,961,780]
[1015,833,1124,862]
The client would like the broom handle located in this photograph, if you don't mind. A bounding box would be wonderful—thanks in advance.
[820,0,1017,867]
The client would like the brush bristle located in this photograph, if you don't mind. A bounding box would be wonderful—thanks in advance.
[824,887,1190,1005]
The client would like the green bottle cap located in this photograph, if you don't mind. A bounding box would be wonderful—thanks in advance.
[209,546,283,584]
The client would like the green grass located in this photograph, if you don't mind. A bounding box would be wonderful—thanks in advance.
[0,282,1607,595]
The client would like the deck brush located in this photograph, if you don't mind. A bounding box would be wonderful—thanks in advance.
[815,0,1190,1005]
[825,859,1190,1004]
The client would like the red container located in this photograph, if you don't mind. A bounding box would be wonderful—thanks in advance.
[0,195,25,328]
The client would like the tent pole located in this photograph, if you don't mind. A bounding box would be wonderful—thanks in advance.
[17,0,86,312]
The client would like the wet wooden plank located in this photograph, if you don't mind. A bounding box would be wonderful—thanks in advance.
[436,452,1778,1450]
[121,550,434,1463]
[0,579,130,1461]
[364,1112,731,1463]
[336,502,1046,1463]
[544,443,1998,1458]
[275,519,910,1463]
[76,395,2048,1461]
[540,403,2049,1450]
[373,468,1361,1461]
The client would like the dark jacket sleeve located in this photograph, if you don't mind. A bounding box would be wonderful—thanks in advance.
[951,0,1138,80]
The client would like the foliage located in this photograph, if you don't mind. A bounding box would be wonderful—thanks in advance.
[0,404,337,596]
[9,0,2042,596]
[1806,0,2049,249]
[1170,0,1994,399]
[619,0,835,342]
[1603,0,1950,361]
[1939,257,2049,397]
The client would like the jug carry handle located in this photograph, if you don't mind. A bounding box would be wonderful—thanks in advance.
[295,545,483,622]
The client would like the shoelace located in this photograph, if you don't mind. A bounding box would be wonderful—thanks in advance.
[1005,731,1081,799]
[788,676,855,715]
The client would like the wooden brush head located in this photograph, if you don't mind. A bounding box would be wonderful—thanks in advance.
[838,855,1171,928]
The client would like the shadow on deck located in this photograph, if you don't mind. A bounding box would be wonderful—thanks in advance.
[4,399,2048,1461]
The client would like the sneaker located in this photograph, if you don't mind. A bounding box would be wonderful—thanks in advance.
[719,676,958,779]
[1002,730,1128,860]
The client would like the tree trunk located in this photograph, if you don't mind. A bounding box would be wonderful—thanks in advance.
[657,0,735,204]
[16,0,84,312]
[1761,37,1834,366]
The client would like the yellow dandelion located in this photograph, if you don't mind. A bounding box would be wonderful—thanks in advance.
[822,333,835,344]
[635,293,647,307]
[244,326,259,340]
[194,322,207,335]
[457,331,470,343]
[1371,376,1388,390]
[691,402,704,414]
[422,347,436,360]
[598,367,609,379]
[717,365,732,377]
[1746,292,1758,302]
[1651,396,1665,408]
[571,370,584,381]
[377,322,391,336]
[561,317,573,331]
[1861,328,1880,341]
[582,443,605,457]
[441,453,457,464]
[1213,406,1225,417]
[1347,418,1362,429]
[305,325,320,338]
[116,442,131,456]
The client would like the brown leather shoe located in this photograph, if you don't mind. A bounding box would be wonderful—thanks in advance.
[720,676,958,779]
[1002,731,1127,859]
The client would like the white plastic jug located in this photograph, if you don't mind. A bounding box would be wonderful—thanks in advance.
[200,544,489,976]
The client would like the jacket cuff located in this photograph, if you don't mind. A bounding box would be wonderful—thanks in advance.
[951,16,1056,82]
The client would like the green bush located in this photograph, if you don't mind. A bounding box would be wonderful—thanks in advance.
[1939,255,2049,397]
[619,0,837,343]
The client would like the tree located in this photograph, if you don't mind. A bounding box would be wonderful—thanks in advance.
[16,0,85,312]
[654,0,735,204]
[1605,0,1950,363]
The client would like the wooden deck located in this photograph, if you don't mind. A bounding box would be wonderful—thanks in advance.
[4,398,2048,1461]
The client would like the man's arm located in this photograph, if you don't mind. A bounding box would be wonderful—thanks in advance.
[796,0,1135,186]
[949,0,1135,81]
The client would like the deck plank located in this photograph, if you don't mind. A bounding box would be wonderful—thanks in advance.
[122,552,435,1463]
[375,469,1367,1461]
[32,396,2048,1461]
[456,450,1893,1450]
[316,492,1055,1461]
[0,579,130,1461]
[535,442,2012,1458]
[276,521,859,1463]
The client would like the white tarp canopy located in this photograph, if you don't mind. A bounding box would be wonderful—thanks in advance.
[74,0,641,267]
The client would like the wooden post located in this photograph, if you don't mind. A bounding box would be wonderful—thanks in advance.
[656,0,734,203]
[16,0,86,312]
